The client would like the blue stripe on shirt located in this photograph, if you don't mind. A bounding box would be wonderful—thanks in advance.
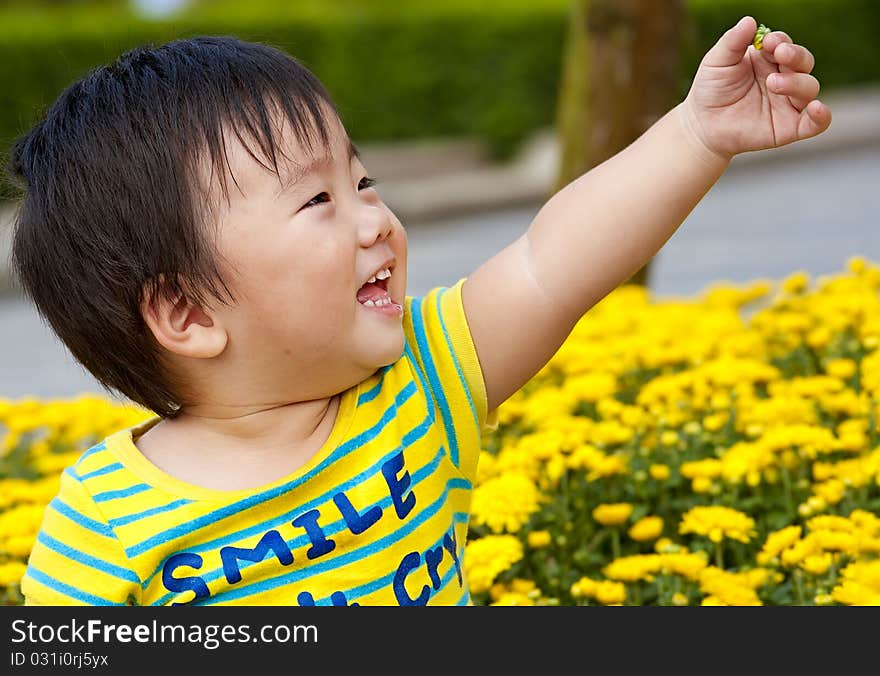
[37,532,140,583]
[24,567,127,606]
[92,483,152,503]
[435,287,479,429]
[78,462,124,481]
[108,498,192,529]
[357,364,392,405]
[49,498,115,539]
[410,295,460,466]
[74,441,108,467]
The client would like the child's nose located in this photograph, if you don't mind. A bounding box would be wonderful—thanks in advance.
[358,205,393,247]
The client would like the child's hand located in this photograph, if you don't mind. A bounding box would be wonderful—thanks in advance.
[681,16,831,161]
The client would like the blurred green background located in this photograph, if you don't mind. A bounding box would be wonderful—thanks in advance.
[1,0,878,200]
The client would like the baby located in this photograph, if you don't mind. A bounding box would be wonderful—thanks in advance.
[10,17,829,605]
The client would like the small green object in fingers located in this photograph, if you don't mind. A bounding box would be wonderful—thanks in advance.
[753,23,771,50]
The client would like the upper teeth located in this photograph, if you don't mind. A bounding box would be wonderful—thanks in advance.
[367,268,392,284]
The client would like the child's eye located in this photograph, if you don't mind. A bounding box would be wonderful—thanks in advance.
[302,192,329,209]
[359,176,378,191]
[302,176,379,209]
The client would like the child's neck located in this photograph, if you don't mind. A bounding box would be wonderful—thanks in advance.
[134,394,341,491]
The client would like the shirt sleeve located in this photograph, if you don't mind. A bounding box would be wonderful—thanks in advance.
[20,468,141,606]
[403,279,497,479]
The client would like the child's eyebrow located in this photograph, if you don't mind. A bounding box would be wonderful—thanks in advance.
[275,137,361,198]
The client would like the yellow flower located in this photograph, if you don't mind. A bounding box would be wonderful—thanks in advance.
[628,516,664,542]
[691,476,715,494]
[824,358,856,379]
[832,582,880,606]
[649,464,670,481]
[699,567,763,606]
[798,495,827,518]
[658,551,710,581]
[2,532,38,559]
[701,596,725,606]
[527,530,552,548]
[571,577,598,599]
[464,535,524,595]
[850,509,880,535]
[679,506,757,544]
[0,504,47,538]
[703,413,728,432]
[812,479,846,506]
[471,473,542,534]
[847,256,867,275]
[813,530,858,554]
[683,421,702,435]
[585,454,630,481]
[0,561,27,587]
[753,23,771,50]
[489,579,539,606]
[781,270,809,294]
[672,592,689,606]
[757,526,802,565]
[602,554,659,583]
[807,326,833,349]
[780,538,820,568]
[801,553,833,576]
[490,592,536,606]
[831,559,880,605]
[806,515,855,533]
[510,578,537,595]
[680,458,723,480]
[592,503,633,527]
[594,580,627,605]
[654,538,680,554]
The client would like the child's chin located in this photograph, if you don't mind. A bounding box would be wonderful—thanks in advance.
[373,330,406,366]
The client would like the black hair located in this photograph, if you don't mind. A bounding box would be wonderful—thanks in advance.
[7,35,340,417]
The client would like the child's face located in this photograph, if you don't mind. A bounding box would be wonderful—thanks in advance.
[208,108,408,398]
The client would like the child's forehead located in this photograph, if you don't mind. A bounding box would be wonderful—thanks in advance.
[209,111,361,201]
[278,134,362,187]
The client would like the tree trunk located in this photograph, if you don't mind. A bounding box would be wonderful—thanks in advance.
[553,0,685,288]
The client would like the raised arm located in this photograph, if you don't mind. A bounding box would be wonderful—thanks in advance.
[462,16,831,413]
[463,103,726,412]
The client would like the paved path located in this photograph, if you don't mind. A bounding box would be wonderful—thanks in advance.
[2,140,878,400]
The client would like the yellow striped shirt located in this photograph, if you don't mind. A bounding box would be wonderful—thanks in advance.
[22,279,495,606]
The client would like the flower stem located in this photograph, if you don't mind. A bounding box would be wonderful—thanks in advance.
[714,542,725,570]
[794,570,806,605]
[611,528,621,560]
[780,465,794,519]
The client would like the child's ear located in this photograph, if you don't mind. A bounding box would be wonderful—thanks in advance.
[140,279,228,359]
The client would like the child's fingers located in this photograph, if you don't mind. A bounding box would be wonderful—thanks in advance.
[770,41,816,75]
[757,30,794,62]
[767,72,821,111]
[757,28,817,73]
[704,15,758,67]
[799,99,833,140]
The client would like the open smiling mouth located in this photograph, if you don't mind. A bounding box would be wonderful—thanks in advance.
[357,266,403,316]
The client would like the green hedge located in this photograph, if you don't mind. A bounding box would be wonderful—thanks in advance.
[684,0,880,94]
[1,0,877,200]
